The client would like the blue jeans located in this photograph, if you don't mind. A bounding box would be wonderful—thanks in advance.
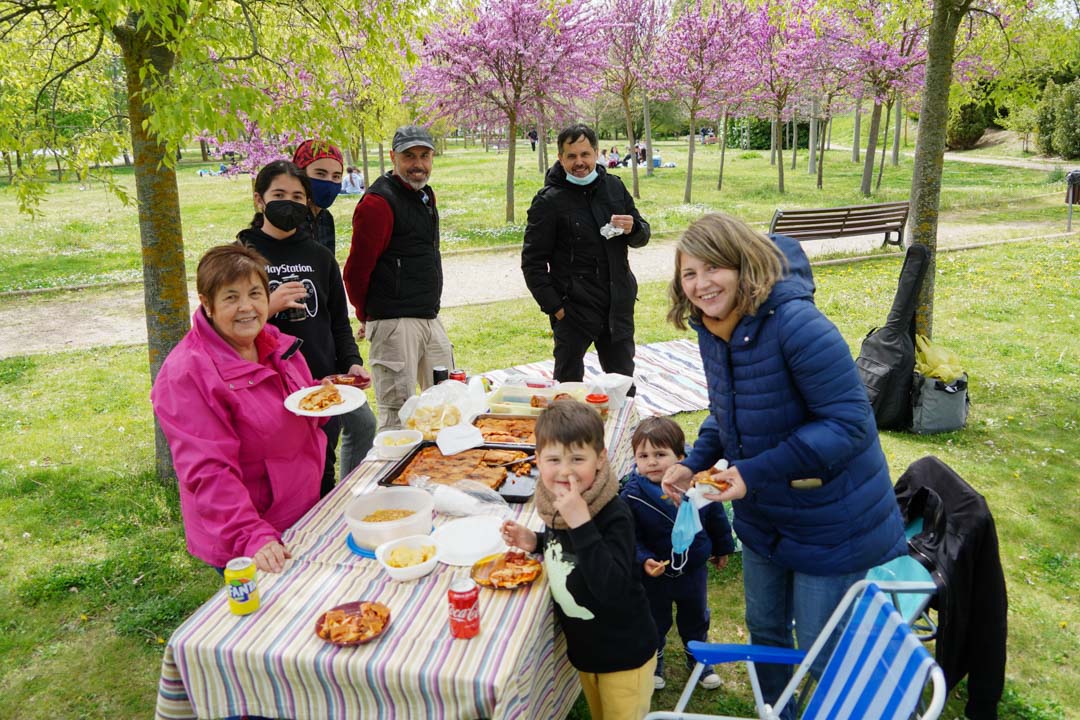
[741,546,863,720]
[338,402,377,482]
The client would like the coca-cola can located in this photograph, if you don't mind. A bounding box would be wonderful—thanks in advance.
[449,368,467,383]
[448,577,480,639]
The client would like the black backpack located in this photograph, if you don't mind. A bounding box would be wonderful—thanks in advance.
[855,244,930,430]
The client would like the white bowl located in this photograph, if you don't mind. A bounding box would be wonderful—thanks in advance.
[375,535,439,582]
[373,429,424,460]
[345,487,434,550]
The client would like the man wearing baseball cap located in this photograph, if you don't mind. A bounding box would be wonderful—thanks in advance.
[292,139,345,255]
[344,125,454,430]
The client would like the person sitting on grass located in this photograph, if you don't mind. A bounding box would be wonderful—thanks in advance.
[620,416,735,692]
[502,400,659,720]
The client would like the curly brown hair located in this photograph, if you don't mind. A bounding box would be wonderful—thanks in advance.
[667,213,787,330]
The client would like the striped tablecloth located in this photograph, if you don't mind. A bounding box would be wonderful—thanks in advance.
[482,339,709,418]
[155,400,640,720]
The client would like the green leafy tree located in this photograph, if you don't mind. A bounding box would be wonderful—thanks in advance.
[0,0,421,479]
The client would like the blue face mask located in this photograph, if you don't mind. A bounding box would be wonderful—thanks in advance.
[565,167,598,186]
[309,177,341,210]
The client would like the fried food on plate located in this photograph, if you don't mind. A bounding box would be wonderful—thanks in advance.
[472,550,543,589]
[317,601,390,644]
[299,380,344,412]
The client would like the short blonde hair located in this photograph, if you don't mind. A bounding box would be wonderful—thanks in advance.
[667,213,787,330]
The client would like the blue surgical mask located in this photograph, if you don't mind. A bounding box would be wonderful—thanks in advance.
[309,178,341,210]
[565,168,598,186]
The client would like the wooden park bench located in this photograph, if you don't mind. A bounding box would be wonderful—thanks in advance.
[769,200,909,247]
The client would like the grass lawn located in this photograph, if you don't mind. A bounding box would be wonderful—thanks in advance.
[0,138,1066,294]
[1,238,1077,718]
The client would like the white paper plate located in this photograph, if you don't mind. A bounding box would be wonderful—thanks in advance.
[284,384,367,417]
[432,515,506,566]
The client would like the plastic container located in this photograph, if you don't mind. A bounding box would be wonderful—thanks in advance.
[585,393,610,420]
[375,534,439,582]
[373,429,423,460]
[345,487,435,551]
[487,384,589,416]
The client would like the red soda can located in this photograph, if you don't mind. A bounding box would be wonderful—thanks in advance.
[448,577,480,639]
[449,368,467,383]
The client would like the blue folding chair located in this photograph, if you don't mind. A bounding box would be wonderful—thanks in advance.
[644,581,946,720]
[866,518,939,639]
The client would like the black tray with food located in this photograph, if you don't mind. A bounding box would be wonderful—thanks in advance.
[378,442,537,503]
[471,414,537,447]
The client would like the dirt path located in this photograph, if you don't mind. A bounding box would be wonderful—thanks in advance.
[0,220,1068,360]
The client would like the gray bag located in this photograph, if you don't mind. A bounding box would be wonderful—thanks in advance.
[910,372,969,434]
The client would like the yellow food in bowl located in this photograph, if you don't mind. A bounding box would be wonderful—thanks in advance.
[387,544,436,568]
[362,509,416,523]
[383,436,415,447]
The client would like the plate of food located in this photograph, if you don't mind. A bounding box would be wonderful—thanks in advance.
[432,515,505,566]
[471,549,543,589]
[314,600,391,646]
[323,373,371,389]
[285,381,367,417]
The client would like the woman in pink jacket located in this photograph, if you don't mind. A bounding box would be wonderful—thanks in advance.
[151,244,325,572]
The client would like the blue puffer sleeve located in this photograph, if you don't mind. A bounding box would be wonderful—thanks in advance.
[683,413,724,473]
[736,300,872,497]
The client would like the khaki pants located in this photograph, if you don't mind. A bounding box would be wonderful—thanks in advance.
[367,317,454,431]
[578,654,656,720]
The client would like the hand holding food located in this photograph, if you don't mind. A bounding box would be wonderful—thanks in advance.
[500,519,537,552]
[700,466,745,501]
[661,463,694,505]
[644,558,669,577]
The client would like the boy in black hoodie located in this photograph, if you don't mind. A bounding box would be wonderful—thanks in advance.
[502,401,658,719]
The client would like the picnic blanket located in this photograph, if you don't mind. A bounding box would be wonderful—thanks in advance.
[482,339,708,418]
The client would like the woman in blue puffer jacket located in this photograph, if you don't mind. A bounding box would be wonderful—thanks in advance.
[660,212,905,718]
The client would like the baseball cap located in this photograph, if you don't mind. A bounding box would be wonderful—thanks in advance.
[392,125,435,153]
[292,139,343,169]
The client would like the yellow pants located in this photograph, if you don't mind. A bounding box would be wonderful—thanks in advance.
[578,654,657,720]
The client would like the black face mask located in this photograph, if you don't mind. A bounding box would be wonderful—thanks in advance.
[262,200,311,232]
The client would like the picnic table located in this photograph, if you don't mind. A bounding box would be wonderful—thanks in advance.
[154,399,640,720]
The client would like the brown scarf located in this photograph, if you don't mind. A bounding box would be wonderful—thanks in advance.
[534,461,619,530]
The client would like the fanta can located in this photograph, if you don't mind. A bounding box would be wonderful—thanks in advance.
[224,557,260,615]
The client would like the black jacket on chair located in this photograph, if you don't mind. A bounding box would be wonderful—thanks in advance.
[895,456,1007,720]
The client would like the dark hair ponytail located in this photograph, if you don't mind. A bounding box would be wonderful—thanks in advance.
[243,160,313,231]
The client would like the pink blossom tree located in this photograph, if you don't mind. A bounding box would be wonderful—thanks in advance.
[600,0,670,198]
[742,0,824,193]
[654,0,750,203]
[413,0,604,222]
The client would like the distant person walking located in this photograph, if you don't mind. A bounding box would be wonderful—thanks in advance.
[522,123,650,386]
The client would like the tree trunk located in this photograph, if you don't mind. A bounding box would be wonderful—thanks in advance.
[378,142,385,174]
[860,102,883,196]
[909,0,967,339]
[113,16,189,482]
[790,115,797,170]
[54,152,63,183]
[4,152,12,183]
[817,113,829,189]
[717,110,728,191]
[537,116,546,175]
[808,99,819,175]
[892,96,902,165]
[621,91,640,199]
[827,116,832,149]
[15,150,22,169]
[684,112,697,204]
[770,120,777,165]
[774,112,785,193]
[643,92,654,177]
[505,116,517,223]
[852,100,862,162]
[876,101,892,191]
[361,128,370,185]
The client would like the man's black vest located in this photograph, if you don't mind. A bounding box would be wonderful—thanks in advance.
[364,172,442,320]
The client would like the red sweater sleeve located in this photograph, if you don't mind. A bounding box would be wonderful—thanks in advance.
[344,193,393,321]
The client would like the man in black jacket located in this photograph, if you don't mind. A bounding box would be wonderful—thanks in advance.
[522,124,650,384]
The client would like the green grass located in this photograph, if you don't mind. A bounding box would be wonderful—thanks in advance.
[1,239,1078,718]
[0,140,1066,293]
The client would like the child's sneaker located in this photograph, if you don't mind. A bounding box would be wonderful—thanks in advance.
[654,650,666,689]
[698,665,721,690]
[653,674,666,690]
